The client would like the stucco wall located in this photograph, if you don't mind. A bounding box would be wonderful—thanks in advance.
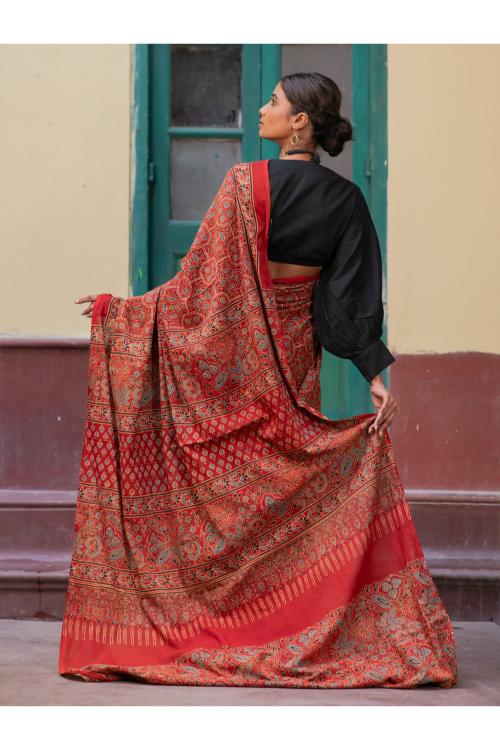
[387,44,499,355]
[1,44,498,352]
[0,44,131,336]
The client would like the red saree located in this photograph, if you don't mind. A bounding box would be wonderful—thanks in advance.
[58,160,458,688]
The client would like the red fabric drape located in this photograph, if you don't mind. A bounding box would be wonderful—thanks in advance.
[58,160,458,688]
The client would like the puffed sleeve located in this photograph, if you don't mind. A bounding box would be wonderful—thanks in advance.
[312,185,396,383]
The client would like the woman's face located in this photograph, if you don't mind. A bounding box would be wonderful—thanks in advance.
[258,82,297,142]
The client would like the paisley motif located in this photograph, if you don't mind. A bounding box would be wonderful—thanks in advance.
[59,161,457,689]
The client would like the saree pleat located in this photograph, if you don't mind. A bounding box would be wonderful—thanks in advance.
[58,160,458,688]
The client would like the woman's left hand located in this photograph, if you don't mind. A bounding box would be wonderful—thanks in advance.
[367,373,398,438]
[75,294,98,318]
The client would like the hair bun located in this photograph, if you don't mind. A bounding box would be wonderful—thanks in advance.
[279,73,354,159]
[317,115,353,158]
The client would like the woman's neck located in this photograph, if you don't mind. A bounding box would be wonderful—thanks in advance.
[279,148,315,162]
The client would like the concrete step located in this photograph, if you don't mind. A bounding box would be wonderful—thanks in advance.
[0,553,498,622]
[423,553,500,624]
[0,558,69,619]
[1,489,499,621]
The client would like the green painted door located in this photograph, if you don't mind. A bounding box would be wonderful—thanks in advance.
[131,44,389,420]
[131,44,280,293]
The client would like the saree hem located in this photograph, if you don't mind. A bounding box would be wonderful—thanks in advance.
[59,551,457,689]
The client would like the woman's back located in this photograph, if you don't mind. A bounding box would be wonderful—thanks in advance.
[267,156,395,382]
[267,158,358,273]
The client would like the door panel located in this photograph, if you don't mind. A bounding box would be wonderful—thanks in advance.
[170,45,242,127]
[170,138,241,220]
[145,44,273,287]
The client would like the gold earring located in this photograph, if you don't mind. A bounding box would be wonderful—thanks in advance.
[279,131,301,159]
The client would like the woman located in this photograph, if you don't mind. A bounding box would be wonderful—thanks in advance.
[62,73,457,688]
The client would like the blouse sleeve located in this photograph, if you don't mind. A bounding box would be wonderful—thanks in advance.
[312,185,396,383]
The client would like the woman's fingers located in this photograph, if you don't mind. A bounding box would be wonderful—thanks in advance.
[374,402,398,437]
[368,393,389,433]
[75,295,97,317]
[369,395,397,436]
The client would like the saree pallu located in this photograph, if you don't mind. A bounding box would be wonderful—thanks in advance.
[58,160,458,688]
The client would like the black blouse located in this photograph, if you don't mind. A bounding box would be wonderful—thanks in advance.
[267,158,396,383]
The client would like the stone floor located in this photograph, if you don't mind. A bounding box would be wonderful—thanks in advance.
[1,619,499,706]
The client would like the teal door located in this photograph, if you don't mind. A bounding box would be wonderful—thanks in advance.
[131,44,389,420]
[131,44,280,293]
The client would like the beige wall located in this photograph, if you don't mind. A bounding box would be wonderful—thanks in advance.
[1,44,498,352]
[0,44,131,336]
[387,44,500,355]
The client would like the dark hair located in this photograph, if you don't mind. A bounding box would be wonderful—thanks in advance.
[279,72,354,161]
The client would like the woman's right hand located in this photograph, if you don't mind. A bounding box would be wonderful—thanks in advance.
[75,294,98,318]
[367,373,398,438]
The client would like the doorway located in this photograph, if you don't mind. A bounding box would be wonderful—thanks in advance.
[131,43,389,418]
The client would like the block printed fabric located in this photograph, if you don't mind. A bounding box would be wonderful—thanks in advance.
[58,160,458,688]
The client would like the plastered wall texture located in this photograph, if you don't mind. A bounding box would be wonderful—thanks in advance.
[0,44,131,336]
[1,44,498,353]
